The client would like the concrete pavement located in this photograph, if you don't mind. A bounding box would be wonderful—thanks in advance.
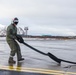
[0,39,76,75]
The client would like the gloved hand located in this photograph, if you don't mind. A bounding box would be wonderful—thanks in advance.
[16,35,24,43]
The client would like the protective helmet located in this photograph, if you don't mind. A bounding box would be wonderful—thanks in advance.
[12,17,19,25]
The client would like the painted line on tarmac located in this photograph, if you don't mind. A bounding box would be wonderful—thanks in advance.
[0,65,76,75]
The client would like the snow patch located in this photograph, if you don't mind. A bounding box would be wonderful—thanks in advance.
[0,24,5,28]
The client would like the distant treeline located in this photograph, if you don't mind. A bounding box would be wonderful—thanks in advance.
[24,35,76,39]
[0,35,76,39]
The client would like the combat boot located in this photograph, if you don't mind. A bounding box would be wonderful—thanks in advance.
[18,58,24,62]
[8,57,16,64]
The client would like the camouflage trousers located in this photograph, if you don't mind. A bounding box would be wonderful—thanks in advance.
[7,40,22,60]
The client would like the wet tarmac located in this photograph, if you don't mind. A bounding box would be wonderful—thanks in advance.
[0,38,76,75]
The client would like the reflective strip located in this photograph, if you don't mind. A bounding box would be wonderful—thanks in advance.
[13,20,18,22]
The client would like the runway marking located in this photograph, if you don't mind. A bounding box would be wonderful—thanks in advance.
[0,65,76,75]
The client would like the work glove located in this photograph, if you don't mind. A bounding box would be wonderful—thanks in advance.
[16,35,24,43]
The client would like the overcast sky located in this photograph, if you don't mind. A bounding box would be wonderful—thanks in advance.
[0,0,76,36]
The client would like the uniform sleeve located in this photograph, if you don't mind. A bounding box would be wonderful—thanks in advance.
[7,27,17,39]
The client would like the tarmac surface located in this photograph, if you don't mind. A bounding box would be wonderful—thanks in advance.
[0,38,76,75]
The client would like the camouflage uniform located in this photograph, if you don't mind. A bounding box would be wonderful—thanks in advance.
[6,24,22,61]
